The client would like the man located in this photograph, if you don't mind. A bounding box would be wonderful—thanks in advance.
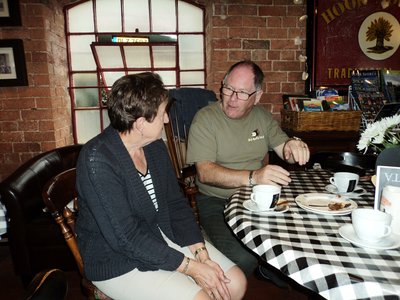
[186,60,310,281]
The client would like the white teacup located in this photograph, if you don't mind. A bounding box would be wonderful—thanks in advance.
[352,208,392,244]
[250,185,281,211]
[330,172,359,193]
[381,185,400,235]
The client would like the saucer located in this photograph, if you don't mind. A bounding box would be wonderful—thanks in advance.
[338,224,400,250]
[295,193,356,216]
[243,200,289,215]
[325,184,367,198]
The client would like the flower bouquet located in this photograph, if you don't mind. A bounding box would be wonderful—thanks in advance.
[357,115,400,154]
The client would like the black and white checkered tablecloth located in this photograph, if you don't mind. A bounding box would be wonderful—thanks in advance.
[224,170,400,300]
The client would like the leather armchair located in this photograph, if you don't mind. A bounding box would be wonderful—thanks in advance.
[0,144,82,286]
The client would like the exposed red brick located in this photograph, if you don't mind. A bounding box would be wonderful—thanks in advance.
[265,71,288,82]
[13,142,41,153]
[18,120,40,131]
[259,6,287,17]
[0,132,24,143]
[266,82,281,93]
[229,27,258,39]
[260,28,288,39]
[242,16,266,27]
[243,40,270,50]
[273,61,301,71]
[228,5,257,16]
[213,39,242,49]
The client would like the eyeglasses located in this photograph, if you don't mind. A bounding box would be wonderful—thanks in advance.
[221,86,258,101]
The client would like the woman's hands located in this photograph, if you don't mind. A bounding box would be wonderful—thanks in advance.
[187,259,231,300]
[177,244,231,300]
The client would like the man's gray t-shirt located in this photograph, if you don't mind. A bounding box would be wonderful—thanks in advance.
[186,101,288,199]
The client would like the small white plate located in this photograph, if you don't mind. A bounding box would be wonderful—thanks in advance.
[339,224,400,250]
[243,200,289,214]
[325,184,367,198]
[295,193,357,216]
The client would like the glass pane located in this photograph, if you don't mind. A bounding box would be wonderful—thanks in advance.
[75,110,101,143]
[68,1,94,32]
[103,72,126,87]
[70,35,96,71]
[102,109,110,129]
[125,0,150,32]
[95,46,124,68]
[72,73,97,87]
[153,45,176,68]
[158,71,176,86]
[179,35,204,69]
[96,0,122,32]
[180,71,204,85]
[124,46,151,68]
[178,1,203,32]
[74,88,99,107]
[152,0,175,32]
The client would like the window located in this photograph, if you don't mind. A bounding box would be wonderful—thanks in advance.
[65,0,205,143]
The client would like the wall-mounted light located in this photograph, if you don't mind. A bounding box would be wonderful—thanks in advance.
[302,62,309,81]
[381,0,389,8]
[294,36,302,45]
[293,0,303,4]
[298,54,307,62]
[299,15,308,22]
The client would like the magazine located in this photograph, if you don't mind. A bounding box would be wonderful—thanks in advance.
[381,70,400,103]
[374,165,400,210]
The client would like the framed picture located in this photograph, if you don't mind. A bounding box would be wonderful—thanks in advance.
[0,39,28,87]
[306,0,400,93]
[0,0,21,26]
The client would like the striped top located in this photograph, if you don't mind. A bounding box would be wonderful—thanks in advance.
[139,170,158,211]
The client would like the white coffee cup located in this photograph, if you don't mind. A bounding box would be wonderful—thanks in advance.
[250,185,281,211]
[381,185,400,235]
[329,172,359,193]
[352,208,392,244]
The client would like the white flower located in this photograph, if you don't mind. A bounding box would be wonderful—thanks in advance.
[357,115,400,154]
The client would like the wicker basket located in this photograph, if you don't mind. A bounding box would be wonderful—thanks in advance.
[281,110,362,131]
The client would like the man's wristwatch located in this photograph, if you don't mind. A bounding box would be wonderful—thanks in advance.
[248,170,255,187]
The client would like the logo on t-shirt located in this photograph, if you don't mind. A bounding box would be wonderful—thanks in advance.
[248,129,264,142]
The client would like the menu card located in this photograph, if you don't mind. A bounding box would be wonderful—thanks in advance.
[374,165,400,210]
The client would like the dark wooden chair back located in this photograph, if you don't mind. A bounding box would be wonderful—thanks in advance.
[42,168,112,300]
[164,88,217,221]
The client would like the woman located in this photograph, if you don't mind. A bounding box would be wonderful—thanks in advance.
[75,73,246,300]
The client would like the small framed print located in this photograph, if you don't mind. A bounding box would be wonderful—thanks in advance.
[0,39,28,87]
[0,0,22,26]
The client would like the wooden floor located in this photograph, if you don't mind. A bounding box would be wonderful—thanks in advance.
[0,243,319,300]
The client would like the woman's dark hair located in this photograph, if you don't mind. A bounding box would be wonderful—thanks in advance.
[223,60,264,90]
[107,72,168,133]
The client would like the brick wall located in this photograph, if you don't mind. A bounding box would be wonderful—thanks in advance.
[0,0,307,181]
[205,0,307,115]
[0,0,74,181]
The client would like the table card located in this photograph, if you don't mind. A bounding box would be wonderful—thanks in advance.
[374,165,400,210]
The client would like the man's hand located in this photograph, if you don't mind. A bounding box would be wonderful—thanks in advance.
[281,137,310,165]
[252,164,291,186]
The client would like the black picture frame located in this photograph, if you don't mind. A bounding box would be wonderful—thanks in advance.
[0,39,28,87]
[0,0,22,26]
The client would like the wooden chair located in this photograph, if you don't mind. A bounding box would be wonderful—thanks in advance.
[42,168,112,300]
[306,151,377,176]
[23,269,68,300]
[164,88,217,222]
